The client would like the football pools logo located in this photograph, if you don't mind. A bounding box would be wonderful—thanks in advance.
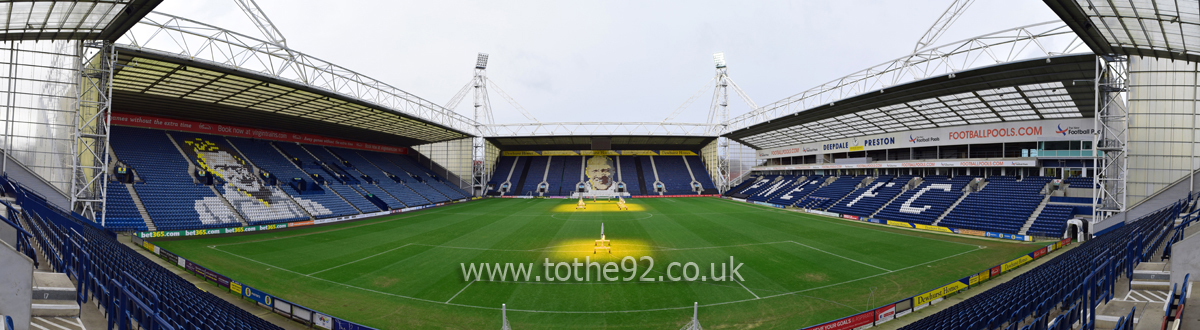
[908,134,939,143]
[1057,124,1094,136]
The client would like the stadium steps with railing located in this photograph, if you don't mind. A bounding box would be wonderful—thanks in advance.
[126,183,155,231]
[1019,195,1052,235]
[31,272,78,317]
[931,191,970,226]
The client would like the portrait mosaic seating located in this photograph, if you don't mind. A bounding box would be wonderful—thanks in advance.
[103,126,470,232]
[487,155,714,196]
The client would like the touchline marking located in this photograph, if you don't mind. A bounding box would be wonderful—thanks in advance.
[788,241,892,272]
[720,199,984,248]
[734,278,760,299]
[307,243,413,276]
[209,244,982,314]
[446,280,475,303]
[211,211,446,248]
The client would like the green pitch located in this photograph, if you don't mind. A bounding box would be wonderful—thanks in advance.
[152,198,1042,329]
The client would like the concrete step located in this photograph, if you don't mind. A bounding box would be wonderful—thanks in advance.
[31,317,86,330]
[1131,269,1172,281]
[1130,280,1172,290]
[31,300,79,317]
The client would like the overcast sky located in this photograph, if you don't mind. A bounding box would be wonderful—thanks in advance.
[153,0,1068,125]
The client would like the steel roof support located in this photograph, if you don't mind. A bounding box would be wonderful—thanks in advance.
[72,40,113,223]
[1093,54,1128,226]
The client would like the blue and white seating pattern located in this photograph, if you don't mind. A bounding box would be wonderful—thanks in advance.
[874,177,975,225]
[653,156,696,193]
[111,127,240,231]
[1027,204,1076,237]
[225,137,359,218]
[940,176,1052,234]
[327,147,430,207]
[767,176,824,206]
[796,176,865,210]
[828,175,914,217]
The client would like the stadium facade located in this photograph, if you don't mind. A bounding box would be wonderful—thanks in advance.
[0,0,1197,329]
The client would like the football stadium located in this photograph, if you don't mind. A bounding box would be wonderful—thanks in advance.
[0,1,1198,329]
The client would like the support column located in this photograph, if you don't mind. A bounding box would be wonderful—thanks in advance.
[72,41,115,224]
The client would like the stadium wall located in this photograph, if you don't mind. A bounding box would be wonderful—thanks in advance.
[1125,57,1200,208]
[410,138,473,191]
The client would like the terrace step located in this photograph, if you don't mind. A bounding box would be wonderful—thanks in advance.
[1019,195,1052,235]
[932,192,970,226]
[125,183,155,231]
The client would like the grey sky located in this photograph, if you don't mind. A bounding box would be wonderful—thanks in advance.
[153,1,1067,126]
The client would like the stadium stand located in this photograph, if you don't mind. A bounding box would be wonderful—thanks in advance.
[746,175,799,202]
[1026,204,1075,237]
[828,175,914,217]
[519,156,549,195]
[328,147,431,207]
[356,151,452,203]
[275,142,381,212]
[617,156,644,195]
[685,156,715,190]
[489,156,518,193]
[638,156,657,193]
[542,156,566,195]
[795,176,865,210]
[558,156,583,195]
[2,175,282,330]
[101,181,148,231]
[939,176,1053,234]
[305,146,406,210]
[767,175,822,206]
[382,153,467,201]
[110,126,241,231]
[873,176,975,225]
[225,137,359,218]
[653,156,697,194]
[171,132,312,225]
[1063,176,1097,188]
[897,196,1189,330]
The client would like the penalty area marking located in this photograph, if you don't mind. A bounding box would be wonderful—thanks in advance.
[446,280,475,303]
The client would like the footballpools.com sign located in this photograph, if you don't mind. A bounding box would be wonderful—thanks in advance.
[757,118,1094,159]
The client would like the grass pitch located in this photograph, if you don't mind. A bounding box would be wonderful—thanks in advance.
[152,198,1042,329]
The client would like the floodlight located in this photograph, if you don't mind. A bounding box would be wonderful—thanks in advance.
[476,53,489,69]
[713,52,726,68]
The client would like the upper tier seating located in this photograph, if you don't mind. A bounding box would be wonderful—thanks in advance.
[874,176,975,225]
[101,181,148,231]
[653,156,696,194]
[110,126,239,230]
[327,147,430,207]
[828,175,914,217]
[1063,176,1098,188]
[940,176,1053,234]
[171,132,311,225]
[225,137,359,218]
[796,176,866,210]
[685,156,716,189]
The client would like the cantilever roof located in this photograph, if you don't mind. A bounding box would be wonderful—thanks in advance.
[0,0,160,41]
[112,50,471,147]
[726,54,1098,150]
[1046,0,1200,62]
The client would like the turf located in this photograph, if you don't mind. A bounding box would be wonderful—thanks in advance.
[151,197,1043,329]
